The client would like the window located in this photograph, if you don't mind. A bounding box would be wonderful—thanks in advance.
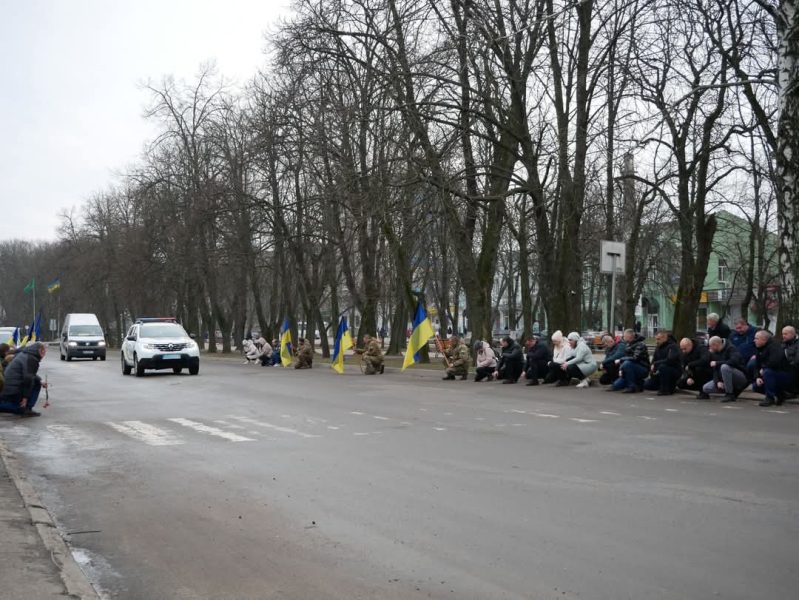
[718,258,728,285]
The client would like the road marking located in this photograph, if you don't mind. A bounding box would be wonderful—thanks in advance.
[168,418,254,442]
[723,406,742,410]
[532,413,560,418]
[354,432,370,436]
[213,420,248,430]
[638,416,656,420]
[511,423,526,427]
[570,418,597,423]
[433,427,447,431]
[766,410,789,414]
[351,411,365,416]
[327,425,340,430]
[227,416,319,439]
[107,421,185,446]
[47,424,108,450]
[509,409,527,414]
[372,415,390,421]
[665,409,679,412]
[600,411,621,416]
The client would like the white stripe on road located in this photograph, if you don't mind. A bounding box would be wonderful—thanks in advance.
[665,409,679,412]
[638,416,656,420]
[570,418,597,423]
[213,420,248,430]
[227,416,319,438]
[168,418,254,442]
[47,424,108,450]
[372,415,390,421]
[600,411,621,416]
[532,413,560,418]
[106,421,185,446]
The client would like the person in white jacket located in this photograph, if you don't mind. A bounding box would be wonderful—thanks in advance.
[544,330,575,383]
[473,340,498,382]
[552,332,598,387]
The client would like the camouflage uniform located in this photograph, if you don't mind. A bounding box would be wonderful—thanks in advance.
[361,338,384,375]
[445,341,470,379]
[295,340,314,369]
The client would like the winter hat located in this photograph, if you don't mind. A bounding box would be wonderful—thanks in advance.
[567,332,581,342]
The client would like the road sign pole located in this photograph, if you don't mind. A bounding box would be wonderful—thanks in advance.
[609,253,619,335]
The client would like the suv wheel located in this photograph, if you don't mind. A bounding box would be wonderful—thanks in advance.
[60,352,65,361]
[172,367,182,374]
[121,353,131,375]
[189,364,199,375]
[134,354,145,377]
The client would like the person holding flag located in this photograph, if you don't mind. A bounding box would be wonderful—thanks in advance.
[354,334,384,375]
[330,316,354,374]
[402,300,435,371]
[279,318,293,367]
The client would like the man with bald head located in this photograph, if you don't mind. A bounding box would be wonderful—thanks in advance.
[698,335,747,402]
[781,325,798,394]
[752,330,794,407]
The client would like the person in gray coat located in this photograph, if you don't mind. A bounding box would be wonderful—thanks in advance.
[552,332,597,388]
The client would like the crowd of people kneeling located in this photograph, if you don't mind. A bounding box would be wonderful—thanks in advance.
[454,317,799,408]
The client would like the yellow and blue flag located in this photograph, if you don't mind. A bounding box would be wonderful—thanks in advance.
[402,301,435,370]
[279,317,293,367]
[32,313,41,342]
[330,316,353,374]
[19,317,35,347]
[5,327,19,346]
[47,278,61,293]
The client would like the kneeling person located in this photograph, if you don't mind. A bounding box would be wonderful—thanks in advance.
[357,334,384,375]
[294,338,314,369]
[443,335,470,380]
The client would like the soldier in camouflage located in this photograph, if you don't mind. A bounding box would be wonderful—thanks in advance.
[294,338,314,369]
[443,335,470,380]
[356,334,385,375]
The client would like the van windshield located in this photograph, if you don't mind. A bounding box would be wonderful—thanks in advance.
[69,325,103,336]
[140,323,187,339]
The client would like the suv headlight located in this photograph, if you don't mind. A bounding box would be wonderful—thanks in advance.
[143,343,156,350]
[186,340,197,350]
[68,341,77,347]
[98,341,106,347]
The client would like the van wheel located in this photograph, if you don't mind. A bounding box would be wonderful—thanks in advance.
[173,367,182,374]
[66,355,72,362]
[189,364,199,375]
[92,356,97,361]
[134,355,145,377]
[100,356,106,361]
[121,354,131,375]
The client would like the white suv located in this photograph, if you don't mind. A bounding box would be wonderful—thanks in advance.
[121,319,200,376]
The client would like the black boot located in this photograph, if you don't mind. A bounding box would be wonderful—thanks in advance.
[442,374,455,380]
[526,379,538,386]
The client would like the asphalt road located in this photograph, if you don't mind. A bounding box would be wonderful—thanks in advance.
[1,354,798,599]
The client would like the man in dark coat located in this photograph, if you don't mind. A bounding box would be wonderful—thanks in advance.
[707,313,731,340]
[730,318,758,364]
[644,331,681,396]
[610,329,650,393]
[781,326,798,394]
[496,336,524,384]
[523,336,550,386]
[753,330,794,406]
[676,337,712,391]
[699,336,748,402]
[598,334,626,385]
[0,342,48,417]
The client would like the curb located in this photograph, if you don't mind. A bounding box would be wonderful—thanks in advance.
[0,440,100,600]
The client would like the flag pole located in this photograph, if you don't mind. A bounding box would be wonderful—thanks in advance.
[32,280,36,323]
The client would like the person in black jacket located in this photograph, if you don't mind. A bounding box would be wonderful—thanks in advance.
[643,331,680,395]
[782,326,798,394]
[707,313,731,340]
[609,329,650,393]
[752,330,794,407]
[676,337,712,391]
[0,342,48,417]
[495,336,524,384]
[523,336,550,386]
[698,336,748,402]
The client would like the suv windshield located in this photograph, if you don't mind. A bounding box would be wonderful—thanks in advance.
[69,325,103,336]
[140,323,187,339]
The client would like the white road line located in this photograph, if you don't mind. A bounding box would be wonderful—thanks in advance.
[509,409,527,414]
[372,415,390,421]
[327,425,340,430]
[227,416,319,439]
[600,411,621,416]
[46,424,107,450]
[106,421,185,446]
[665,409,679,412]
[351,411,365,416]
[767,410,789,414]
[570,418,597,423]
[723,406,742,410]
[213,420,248,430]
[532,413,560,418]
[511,423,526,427]
[433,427,447,431]
[638,416,656,420]
[168,418,254,442]
[353,432,370,436]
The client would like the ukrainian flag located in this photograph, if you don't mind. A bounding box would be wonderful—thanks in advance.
[402,301,435,370]
[32,313,41,342]
[47,278,61,293]
[330,316,353,374]
[19,317,35,346]
[279,317,293,367]
[5,327,19,346]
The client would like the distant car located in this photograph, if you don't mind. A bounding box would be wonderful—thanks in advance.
[0,326,16,345]
[581,331,604,350]
[60,313,106,361]
[121,320,200,376]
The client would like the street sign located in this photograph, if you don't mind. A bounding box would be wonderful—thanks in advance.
[599,240,626,274]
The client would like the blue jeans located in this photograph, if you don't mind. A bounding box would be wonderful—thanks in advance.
[0,382,41,414]
[752,369,794,400]
[613,362,648,390]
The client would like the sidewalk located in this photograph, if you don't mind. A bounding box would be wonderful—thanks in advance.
[0,440,98,600]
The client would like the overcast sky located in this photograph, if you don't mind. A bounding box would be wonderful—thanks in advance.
[0,0,291,241]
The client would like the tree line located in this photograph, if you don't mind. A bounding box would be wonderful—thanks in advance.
[0,0,795,353]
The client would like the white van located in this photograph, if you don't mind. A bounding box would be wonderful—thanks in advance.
[60,313,106,361]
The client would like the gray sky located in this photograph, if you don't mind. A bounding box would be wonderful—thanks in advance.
[0,0,290,241]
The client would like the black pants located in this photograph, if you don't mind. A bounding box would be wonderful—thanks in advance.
[498,361,523,382]
[525,360,548,381]
[475,366,495,381]
[599,363,619,385]
[644,364,680,394]
[552,363,584,383]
